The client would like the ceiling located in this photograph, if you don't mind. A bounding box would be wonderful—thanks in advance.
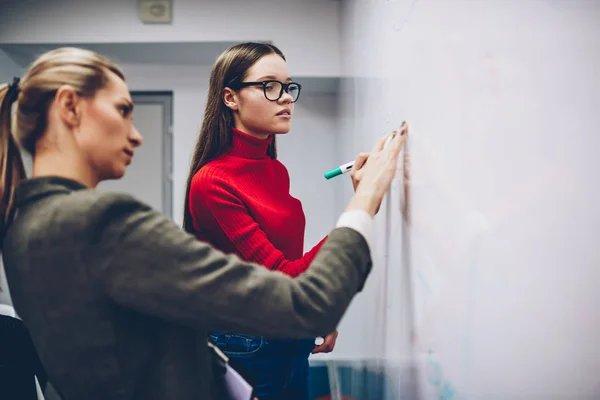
[0,42,241,67]
[0,41,340,94]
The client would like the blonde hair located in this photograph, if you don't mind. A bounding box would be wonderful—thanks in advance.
[0,47,124,239]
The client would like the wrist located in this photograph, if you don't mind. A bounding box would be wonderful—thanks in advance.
[345,190,381,218]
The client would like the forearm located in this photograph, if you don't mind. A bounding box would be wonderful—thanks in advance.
[255,227,372,337]
[201,227,371,337]
[91,195,372,339]
[345,190,381,218]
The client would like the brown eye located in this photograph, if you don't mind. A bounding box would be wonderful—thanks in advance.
[119,105,131,117]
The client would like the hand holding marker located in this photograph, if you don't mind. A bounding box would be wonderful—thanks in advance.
[324,122,408,180]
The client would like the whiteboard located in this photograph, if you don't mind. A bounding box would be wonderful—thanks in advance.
[337,0,600,398]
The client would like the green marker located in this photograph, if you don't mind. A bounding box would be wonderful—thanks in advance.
[324,161,355,180]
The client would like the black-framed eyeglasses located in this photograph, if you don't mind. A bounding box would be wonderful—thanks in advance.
[229,80,302,103]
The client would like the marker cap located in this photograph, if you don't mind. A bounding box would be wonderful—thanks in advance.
[324,168,342,180]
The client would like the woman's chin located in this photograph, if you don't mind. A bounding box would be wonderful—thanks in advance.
[270,125,292,135]
[266,119,292,134]
[110,165,127,180]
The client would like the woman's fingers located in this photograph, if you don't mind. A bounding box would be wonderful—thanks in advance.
[351,152,370,173]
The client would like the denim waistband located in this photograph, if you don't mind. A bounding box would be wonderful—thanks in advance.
[208,332,314,346]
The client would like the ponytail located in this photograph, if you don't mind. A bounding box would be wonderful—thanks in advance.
[0,78,26,243]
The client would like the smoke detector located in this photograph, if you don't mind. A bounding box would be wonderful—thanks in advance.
[139,0,172,24]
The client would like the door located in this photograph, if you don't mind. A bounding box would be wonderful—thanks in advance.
[97,92,173,218]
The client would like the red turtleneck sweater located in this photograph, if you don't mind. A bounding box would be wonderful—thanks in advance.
[188,128,327,277]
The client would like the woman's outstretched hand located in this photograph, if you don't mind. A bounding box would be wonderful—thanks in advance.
[347,123,408,217]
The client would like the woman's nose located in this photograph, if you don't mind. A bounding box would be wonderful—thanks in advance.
[130,126,143,147]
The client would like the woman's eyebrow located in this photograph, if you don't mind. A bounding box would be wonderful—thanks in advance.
[256,75,293,82]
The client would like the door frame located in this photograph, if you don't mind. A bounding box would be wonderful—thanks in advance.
[131,91,174,218]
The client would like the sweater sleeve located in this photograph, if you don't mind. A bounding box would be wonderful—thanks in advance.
[190,171,327,278]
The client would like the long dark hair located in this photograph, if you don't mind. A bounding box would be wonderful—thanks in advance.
[182,42,285,233]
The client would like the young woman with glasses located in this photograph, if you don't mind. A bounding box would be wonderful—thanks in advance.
[183,42,374,399]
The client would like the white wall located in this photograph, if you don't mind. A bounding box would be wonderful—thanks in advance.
[338,0,600,399]
[0,49,21,80]
[0,0,341,77]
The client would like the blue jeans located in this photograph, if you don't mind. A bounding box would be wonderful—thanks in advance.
[208,332,315,400]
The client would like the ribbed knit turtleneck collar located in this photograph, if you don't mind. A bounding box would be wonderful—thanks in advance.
[224,128,273,160]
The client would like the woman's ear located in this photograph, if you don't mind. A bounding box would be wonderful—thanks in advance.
[55,85,82,128]
[223,87,239,111]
